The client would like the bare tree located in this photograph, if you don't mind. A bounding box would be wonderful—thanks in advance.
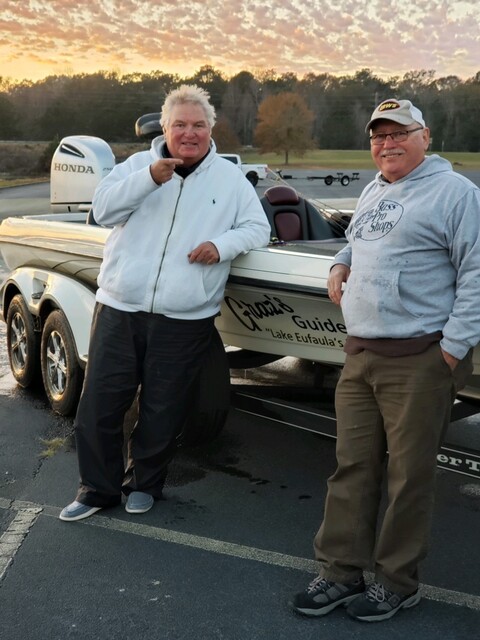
[212,116,241,152]
[221,71,260,145]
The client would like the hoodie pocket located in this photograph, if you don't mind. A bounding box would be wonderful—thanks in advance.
[158,263,210,313]
[99,252,154,303]
[341,269,424,329]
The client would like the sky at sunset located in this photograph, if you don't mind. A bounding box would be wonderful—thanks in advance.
[0,0,479,83]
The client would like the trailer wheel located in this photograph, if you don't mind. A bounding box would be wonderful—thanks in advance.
[324,175,334,186]
[40,309,84,416]
[341,175,350,186]
[180,328,230,446]
[6,294,40,388]
[245,171,259,187]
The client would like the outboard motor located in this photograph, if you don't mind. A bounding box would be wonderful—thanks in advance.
[50,136,115,212]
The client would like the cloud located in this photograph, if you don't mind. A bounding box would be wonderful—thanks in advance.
[0,0,479,82]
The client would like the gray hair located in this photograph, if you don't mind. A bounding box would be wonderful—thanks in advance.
[160,85,216,129]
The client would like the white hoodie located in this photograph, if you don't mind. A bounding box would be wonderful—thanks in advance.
[92,137,271,319]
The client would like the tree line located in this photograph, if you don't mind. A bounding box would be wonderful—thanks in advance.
[1,66,479,156]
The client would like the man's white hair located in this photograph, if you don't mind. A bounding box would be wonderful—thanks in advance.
[160,85,216,129]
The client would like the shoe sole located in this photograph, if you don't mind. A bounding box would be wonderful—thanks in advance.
[59,506,102,521]
[293,592,364,617]
[348,592,421,622]
[125,503,154,514]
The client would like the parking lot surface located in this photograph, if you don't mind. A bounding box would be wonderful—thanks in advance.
[1,358,480,639]
[1,175,480,639]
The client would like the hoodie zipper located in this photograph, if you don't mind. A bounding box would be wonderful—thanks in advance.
[150,178,184,312]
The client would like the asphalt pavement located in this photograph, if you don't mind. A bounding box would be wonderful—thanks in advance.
[1,174,480,639]
[0,368,479,640]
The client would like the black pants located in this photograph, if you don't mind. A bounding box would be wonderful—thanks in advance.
[74,304,215,507]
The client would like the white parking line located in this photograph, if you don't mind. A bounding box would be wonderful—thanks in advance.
[1,498,480,612]
[86,513,319,572]
[0,504,42,581]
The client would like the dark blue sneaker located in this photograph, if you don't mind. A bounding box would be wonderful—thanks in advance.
[347,581,421,622]
[125,491,154,514]
[293,575,365,616]
[59,501,102,521]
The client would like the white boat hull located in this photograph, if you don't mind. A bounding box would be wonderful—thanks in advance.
[1,213,480,400]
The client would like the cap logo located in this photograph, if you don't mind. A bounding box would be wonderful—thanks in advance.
[378,101,401,112]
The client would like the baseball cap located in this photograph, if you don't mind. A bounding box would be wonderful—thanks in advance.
[365,99,425,133]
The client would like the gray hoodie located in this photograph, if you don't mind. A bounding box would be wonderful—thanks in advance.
[333,154,480,359]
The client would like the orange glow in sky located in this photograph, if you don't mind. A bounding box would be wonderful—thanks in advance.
[1,0,479,83]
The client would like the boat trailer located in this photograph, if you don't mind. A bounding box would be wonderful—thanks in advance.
[306,171,360,186]
[276,169,360,186]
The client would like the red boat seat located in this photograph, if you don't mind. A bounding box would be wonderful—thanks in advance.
[261,185,336,241]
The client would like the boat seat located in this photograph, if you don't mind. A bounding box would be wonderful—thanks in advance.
[261,185,336,241]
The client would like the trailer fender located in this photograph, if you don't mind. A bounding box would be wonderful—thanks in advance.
[2,267,96,365]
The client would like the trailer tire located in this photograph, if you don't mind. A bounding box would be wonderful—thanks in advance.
[180,328,230,446]
[6,294,40,388]
[245,171,259,187]
[324,175,334,186]
[40,309,84,416]
[341,175,350,186]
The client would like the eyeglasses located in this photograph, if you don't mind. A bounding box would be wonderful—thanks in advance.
[369,127,424,145]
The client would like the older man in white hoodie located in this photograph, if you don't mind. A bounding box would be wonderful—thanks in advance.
[294,99,480,622]
[60,85,271,522]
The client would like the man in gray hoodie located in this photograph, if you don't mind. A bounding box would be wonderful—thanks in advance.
[293,99,480,622]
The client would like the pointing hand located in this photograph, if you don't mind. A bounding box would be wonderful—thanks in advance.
[150,158,183,185]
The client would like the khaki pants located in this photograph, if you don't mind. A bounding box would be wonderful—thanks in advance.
[314,343,472,594]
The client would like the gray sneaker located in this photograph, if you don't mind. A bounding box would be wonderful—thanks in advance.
[346,581,421,622]
[59,501,102,521]
[293,574,365,616]
[125,491,154,514]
